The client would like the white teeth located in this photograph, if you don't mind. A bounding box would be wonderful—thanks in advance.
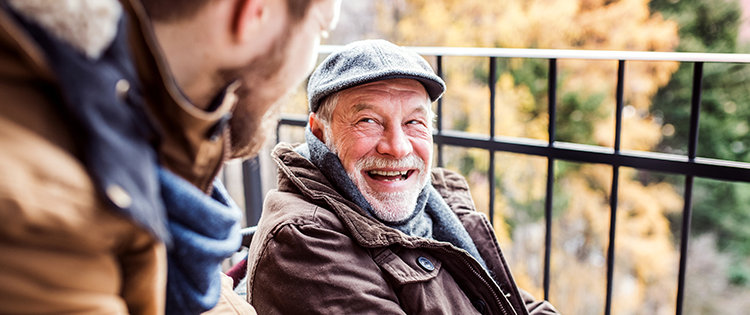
[369,170,408,176]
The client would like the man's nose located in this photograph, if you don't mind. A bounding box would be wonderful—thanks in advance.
[376,126,412,159]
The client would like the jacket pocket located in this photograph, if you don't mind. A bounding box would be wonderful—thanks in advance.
[372,248,481,315]
[373,248,441,285]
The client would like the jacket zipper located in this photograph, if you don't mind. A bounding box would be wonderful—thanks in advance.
[428,244,512,315]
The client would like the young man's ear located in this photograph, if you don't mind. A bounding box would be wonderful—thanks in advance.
[309,113,326,142]
[233,0,266,42]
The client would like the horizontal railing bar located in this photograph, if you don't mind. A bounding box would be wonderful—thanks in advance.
[433,131,750,182]
[279,114,308,127]
[319,45,750,63]
[278,116,750,183]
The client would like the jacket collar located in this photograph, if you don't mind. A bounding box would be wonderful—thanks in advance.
[6,0,122,60]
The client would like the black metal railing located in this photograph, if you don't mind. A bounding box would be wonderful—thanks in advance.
[241,46,750,315]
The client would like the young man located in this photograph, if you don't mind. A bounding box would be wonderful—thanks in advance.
[245,39,559,314]
[0,0,339,313]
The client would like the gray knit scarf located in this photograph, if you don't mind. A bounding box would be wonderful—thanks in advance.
[297,128,487,270]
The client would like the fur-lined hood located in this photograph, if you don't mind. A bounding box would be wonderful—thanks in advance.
[7,0,122,59]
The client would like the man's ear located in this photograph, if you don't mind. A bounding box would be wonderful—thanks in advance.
[233,0,266,42]
[309,113,326,142]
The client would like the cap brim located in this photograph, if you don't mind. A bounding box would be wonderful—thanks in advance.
[364,74,445,102]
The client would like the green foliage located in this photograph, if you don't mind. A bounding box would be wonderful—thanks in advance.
[691,178,750,256]
[556,92,606,145]
[500,58,550,114]
[653,63,750,160]
[651,0,741,53]
[650,0,750,286]
[458,153,477,176]
[729,262,750,286]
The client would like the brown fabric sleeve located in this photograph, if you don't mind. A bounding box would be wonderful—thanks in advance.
[519,288,561,315]
[250,222,406,315]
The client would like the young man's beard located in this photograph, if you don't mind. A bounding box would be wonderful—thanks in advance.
[230,99,284,159]
[223,25,291,160]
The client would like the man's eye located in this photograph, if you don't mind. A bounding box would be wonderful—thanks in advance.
[359,118,376,123]
[407,120,423,125]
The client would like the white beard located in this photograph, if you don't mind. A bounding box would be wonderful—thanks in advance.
[354,184,422,222]
[324,126,432,222]
[348,153,430,222]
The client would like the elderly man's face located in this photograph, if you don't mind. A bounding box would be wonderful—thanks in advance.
[323,79,433,222]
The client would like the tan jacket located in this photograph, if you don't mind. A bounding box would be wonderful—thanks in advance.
[0,0,252,313]
[246,143,559,315]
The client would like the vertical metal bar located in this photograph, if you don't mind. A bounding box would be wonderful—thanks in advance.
[242,157,264,227]
[548,59,557,145]
[488,155,495,227]
[613,60,626,153]
[605,60,626,315]
[676,62,703,315]
[686,63,703,161]
[436,56,445,168]
[489,57,497,140]
[543,58,557,301]
[605,167,620,315]
[676,176,695,315]
[488,57,497,226]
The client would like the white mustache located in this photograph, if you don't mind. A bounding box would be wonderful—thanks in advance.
[355,154,425,171]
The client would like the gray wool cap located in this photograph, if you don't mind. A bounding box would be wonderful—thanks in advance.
[307,39,446,113]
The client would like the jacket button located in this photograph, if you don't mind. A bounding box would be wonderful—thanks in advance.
[472,299,486,314]
[106,184,132,209]
[417,256,434,271]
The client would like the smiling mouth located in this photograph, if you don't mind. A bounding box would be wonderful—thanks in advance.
[367,170,414,181]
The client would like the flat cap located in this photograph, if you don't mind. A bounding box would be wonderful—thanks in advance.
[307,39,446,113]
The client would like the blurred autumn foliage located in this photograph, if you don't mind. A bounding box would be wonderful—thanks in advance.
[275,0,750,313]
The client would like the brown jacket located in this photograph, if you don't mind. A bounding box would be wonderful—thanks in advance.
[0,0,252,313]
[245,143,559,315]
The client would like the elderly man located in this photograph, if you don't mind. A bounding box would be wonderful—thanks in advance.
[244,40,559,314]
[0,0,339,314]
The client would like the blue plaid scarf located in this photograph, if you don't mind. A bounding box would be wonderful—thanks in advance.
[160,167,243,314]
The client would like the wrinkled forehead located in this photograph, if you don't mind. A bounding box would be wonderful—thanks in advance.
[351,78,427,94]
